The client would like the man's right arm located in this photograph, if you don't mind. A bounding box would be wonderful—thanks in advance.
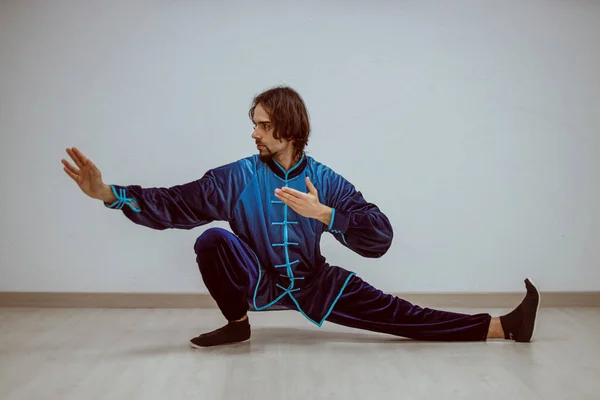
[103,161,250,231]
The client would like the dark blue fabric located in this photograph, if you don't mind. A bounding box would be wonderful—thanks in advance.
[106,153,393,325]
[194,227,273,321]
[105,149,491,340]
[194,227,491,341]
[327,275,491,341]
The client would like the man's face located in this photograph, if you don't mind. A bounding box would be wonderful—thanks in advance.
[251,103,291,162]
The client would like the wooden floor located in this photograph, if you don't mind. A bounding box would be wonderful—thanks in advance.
[1,307,598,399]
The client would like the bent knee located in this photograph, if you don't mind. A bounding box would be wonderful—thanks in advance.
[194,227,234,253]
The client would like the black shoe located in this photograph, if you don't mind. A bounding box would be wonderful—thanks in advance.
[190,318,251,348]
[500,278,541,342]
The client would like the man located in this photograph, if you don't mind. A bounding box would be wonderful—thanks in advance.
[62,86,540,347]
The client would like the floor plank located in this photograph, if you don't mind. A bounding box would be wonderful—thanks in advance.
[0,307,598,399]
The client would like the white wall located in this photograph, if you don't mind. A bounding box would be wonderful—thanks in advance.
[1,0,599,294]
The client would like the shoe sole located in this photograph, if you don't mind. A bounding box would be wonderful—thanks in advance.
[530,277,540,342]
[189,337,250,349]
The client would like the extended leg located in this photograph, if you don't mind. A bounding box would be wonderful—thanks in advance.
[326,275,539,342]
[326,275,492,341]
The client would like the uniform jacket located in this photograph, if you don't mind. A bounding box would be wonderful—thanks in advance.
[106,153,394,326]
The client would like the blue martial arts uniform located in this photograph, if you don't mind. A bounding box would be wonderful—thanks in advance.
[106,153,492,341]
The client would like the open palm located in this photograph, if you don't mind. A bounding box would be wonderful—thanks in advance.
[61,147,106,200]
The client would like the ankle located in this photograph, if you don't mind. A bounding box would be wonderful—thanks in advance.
[487,317,505,339]
[232,314,248,323]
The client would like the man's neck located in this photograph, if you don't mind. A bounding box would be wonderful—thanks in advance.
[273,151,301,171]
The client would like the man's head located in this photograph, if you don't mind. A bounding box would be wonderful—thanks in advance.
[249,86,310,163]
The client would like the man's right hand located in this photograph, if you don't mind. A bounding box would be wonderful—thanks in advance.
[62,147,116,204]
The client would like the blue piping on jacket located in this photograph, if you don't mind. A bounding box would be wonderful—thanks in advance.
[106,185,141,212]
[251,153,353,326]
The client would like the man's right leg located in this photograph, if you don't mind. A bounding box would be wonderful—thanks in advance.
[189,227,257,348]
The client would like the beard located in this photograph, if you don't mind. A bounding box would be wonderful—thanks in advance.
[257,144,274,162]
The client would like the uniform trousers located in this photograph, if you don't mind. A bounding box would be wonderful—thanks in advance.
[194,227,491,341]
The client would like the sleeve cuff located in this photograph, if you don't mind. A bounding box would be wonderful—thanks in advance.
[328,208,350,234]
[104,185,141,212]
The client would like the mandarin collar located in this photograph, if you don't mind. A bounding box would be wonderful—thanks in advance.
[265,153,307,180]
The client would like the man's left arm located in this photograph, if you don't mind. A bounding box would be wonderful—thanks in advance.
[274,172,393,258]
[321,174,394,258]
[314,204,333,227]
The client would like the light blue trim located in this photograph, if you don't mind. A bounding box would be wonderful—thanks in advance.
[274,174,302,184]
[340,233,348,245]
[288,272,356,327]
[253,159,302,311]
[327,208,348,244]
[330,229,348,245]
[272,153,305,176]
[280,274,304,281]
[271,242,299,247]
[328,208,336,230]
[251,155,356,325]
[318,272,355,322]
[274,260,299,268]
[106,185,141,213]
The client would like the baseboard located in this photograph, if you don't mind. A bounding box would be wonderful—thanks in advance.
[1,291,599,309]
[0,292,217,309]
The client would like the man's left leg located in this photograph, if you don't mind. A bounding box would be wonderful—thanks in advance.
[325,275,539,342]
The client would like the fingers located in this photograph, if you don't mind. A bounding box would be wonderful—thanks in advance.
[66,147,84,168]
[72,147,89,165]
[61,158,80,175]
[63,166,79,183]
[276,178,318,198]
[305,176,317,194]
[65,147,102,176]
[279,197,301,211]
[274,189,302,208]
[277,187,306,200]
[72,147,102,176]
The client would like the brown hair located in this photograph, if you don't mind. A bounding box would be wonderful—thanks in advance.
[249,86,310,160]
